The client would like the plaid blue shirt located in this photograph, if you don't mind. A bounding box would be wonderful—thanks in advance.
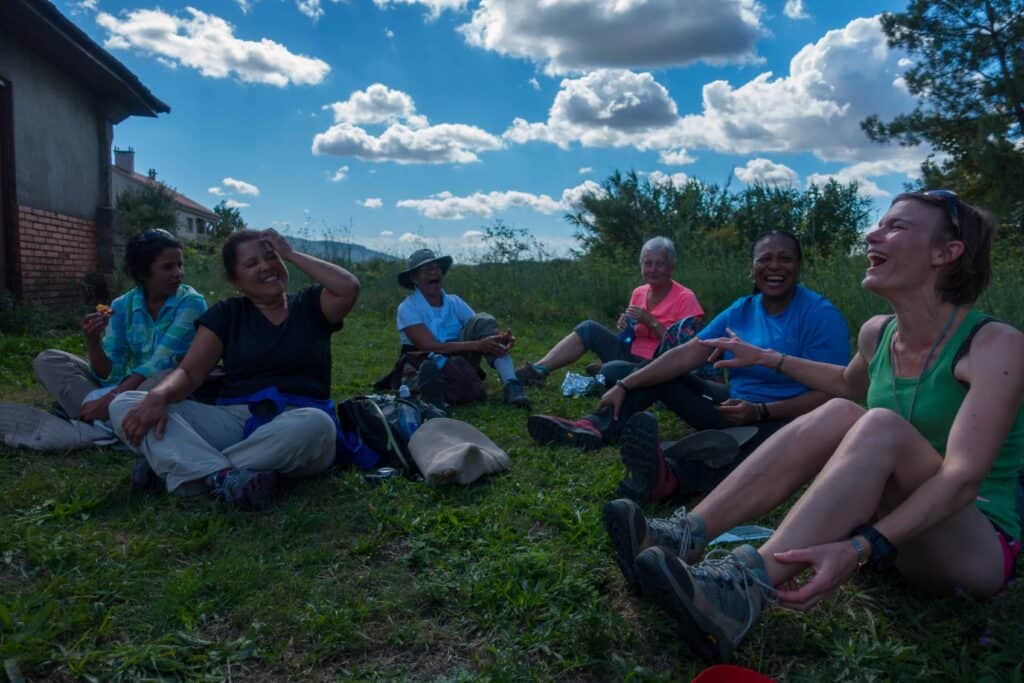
[99,284,207,385]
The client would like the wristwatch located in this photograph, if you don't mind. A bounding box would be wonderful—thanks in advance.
[615,379,630,392]
[758,402,770,420]
[851,524,897,570]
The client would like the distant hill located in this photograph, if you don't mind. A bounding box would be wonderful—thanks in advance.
[285,237,396,263]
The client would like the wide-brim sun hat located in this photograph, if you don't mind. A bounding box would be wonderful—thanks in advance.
[398,248,454,289]
[408,418,510,485]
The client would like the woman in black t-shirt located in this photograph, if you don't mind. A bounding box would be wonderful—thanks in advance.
[108,229,360,509]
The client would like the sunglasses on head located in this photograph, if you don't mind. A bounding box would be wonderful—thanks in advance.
[924,189,961,236]
[135,228,176,242]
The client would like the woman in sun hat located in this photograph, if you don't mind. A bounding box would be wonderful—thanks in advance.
[378,248,530,409]
[604,191,1023,663]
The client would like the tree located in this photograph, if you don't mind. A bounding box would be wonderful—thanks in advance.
[211,201,247,240]
[862,0,1024,237]
[117,182,177,236]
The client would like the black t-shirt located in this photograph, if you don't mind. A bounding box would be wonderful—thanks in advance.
[197,285,343,399]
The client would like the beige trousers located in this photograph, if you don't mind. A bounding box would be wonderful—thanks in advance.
[108,391,337,493]
[32,349,164,418]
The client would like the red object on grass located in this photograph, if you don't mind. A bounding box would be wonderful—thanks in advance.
[691,664,776,683]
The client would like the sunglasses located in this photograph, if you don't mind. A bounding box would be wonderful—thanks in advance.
[924,189,961,236]
[135,228,176,242]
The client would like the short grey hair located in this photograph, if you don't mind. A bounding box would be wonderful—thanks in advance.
[639,236,676,268]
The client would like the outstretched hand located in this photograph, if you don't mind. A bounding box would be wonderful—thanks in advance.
[772,540,860,611]
[700,328,771,369]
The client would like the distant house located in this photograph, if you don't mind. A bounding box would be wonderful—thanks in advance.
[0,0,168,306]
[111,148,217,242]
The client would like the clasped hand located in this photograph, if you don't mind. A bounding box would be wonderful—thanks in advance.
[120,393,170,445]
[477,330,515,356]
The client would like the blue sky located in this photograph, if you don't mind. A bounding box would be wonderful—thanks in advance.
[66,0,920,257]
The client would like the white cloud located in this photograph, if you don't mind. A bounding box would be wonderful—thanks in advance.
[224,199,250,208]
[783,0,810,20]
[528,77,540,91]
[806,157,921,198]
[400,232,426,243]
[659,149,696,165]
[578,166,592,174]
[373,0,469,20]
[75,0,99,12]
[234,0,251,13]
[324,84,427,128]
[504,17,924,166]
[296,0,323,20]
[96,7,330,86]
[385,27,395,38]
[458,0,764,75]
[208,186,225,196]
[380,230,394,237]
[222,177,260,196]
[361,198,384,208]
[330,165,350,182]
[734,158,799,185]
[503,69,679,150]
[647,171,689,190]
[397,180,606,220]
[462,229,485,240]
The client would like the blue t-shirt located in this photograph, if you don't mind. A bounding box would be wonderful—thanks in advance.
[697,285,850,403]
[396,288,475,346]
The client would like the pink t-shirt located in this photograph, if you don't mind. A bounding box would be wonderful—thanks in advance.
[628,280,704,359]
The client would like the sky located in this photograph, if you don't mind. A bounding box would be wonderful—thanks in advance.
[64,0,924,258]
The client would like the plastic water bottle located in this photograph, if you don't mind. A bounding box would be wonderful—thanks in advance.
[398,384,411,398]
[619,317,636,345]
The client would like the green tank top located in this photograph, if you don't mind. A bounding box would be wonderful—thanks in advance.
[867,309,1024,539]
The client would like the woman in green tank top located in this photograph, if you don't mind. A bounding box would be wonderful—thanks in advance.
[601,190,1024,663]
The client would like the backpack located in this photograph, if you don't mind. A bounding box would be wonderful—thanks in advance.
[654,315,723,382]
[337,394,445,476]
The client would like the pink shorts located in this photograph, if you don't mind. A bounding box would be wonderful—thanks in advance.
[994,524,1021,592]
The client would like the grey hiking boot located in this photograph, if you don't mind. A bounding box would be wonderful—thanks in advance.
[635,544,776,662]
[514,364,548,388]
[503,379,531,409]
[602,498,707,594]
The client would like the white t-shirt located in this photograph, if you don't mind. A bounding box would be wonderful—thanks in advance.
[396,288,475,347]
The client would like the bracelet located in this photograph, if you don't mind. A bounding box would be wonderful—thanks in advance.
[851,524,897,570]
[615,379,631,392]
[774,352,787,373]
[758,402,770,420]
[849,536,869,567]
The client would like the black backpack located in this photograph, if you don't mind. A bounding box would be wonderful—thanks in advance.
[337,395,445,476]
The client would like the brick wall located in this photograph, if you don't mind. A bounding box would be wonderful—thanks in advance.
[16,205,98,305]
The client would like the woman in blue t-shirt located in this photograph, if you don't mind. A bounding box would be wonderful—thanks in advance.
[528,231,850,503]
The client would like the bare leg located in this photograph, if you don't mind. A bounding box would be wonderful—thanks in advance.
[758,408,1004,596]
[534,331,586,373]
[693,398,866,540]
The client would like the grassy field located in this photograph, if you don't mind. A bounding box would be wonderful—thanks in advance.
[1,250,1023,681]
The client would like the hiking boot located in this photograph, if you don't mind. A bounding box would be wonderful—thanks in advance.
[416,359,448,411]
[515,364,548,388]
[527,414,603,451]
[207,468,280,510]
[503,379,531,409]
[662,430,743,499]
[602,498,707,594]
[131,457,161,491]
[635,545,775,662]
[584,362,603,376]
[616,412,679,503]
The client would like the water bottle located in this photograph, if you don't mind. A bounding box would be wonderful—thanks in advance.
[619,317,636,345]
[398,384,411,398]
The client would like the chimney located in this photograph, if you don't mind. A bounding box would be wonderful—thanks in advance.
[114,146,135,173]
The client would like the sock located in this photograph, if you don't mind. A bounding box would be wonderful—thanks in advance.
[532,363,550,376]
[650,450,680,502]
[493,355,516,383]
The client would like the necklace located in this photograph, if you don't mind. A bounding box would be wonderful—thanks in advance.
[889,306,960,423]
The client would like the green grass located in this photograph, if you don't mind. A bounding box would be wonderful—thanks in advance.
[1,252,1023,681]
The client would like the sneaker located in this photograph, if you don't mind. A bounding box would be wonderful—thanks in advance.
[662,430,743,499]
[515,364,548,388]
[602,498,707,593]
[615,412,671,503]
[527,414,603,451]
[131,457,161,491]
[635,545,775,662]
[503,379,531,409]
[208,468,280,510]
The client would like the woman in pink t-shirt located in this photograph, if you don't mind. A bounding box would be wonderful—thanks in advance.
[516,237,703,386]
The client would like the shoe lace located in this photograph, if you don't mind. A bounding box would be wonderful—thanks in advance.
[649,506,700,559]
[691,549,777,645]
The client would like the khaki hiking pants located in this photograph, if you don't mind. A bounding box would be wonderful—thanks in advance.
[32,349,165,419]
[109,391,336,493]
